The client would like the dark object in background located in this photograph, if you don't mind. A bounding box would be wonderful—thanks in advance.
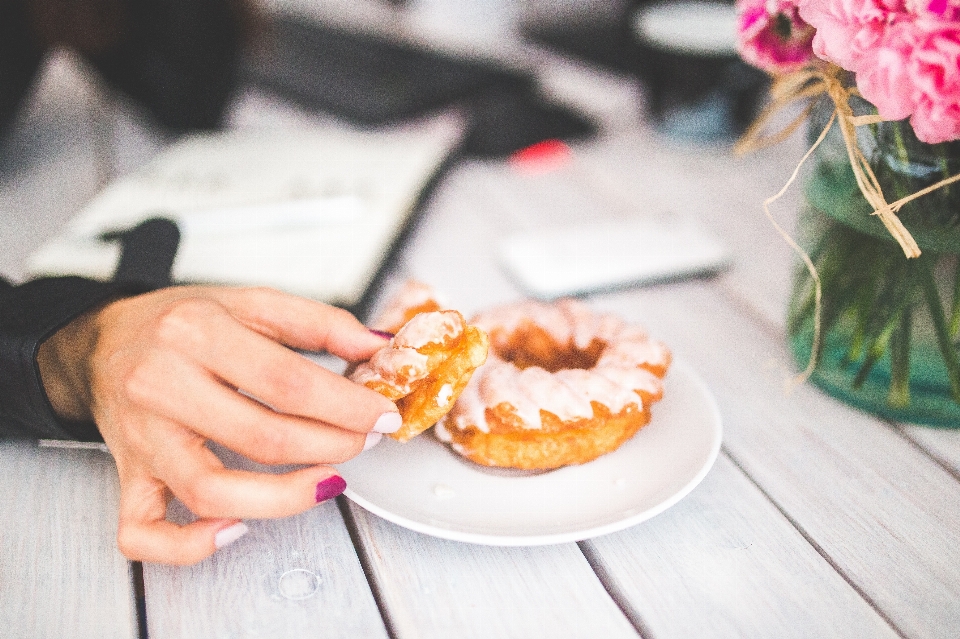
[242,15,596,158]
[522,1,645,74]
[0,2,46,135]
[462,82,594,157]
[102,217,181,288]
[632,1,767,141]
[524,0,767,142]
[1,0,253,135]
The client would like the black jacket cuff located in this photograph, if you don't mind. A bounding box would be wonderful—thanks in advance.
[0,277,152,441]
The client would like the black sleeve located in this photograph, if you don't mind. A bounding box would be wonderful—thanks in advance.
[0,277,152,441]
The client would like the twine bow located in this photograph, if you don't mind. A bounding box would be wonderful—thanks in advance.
[735,62,960,382]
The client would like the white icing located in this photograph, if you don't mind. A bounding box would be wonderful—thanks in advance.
[479,358,543,428]
[517,366,593,425]
[394,310,463,349]
[596,366,663,397]
[557,299,625,349]
[554,368,643,413]
[350,346,429,394]
[450,374,489,432]
[473,301,570,346]
[598,339,670,370]
[436,383,454,407]
[434,420,454,441]
[448,300,669,433]
[373,280,442,331]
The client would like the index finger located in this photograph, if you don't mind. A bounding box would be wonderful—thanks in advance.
[155,299,397,433]
[214,287,388,362]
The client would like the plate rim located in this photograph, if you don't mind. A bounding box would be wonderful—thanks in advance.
[343,360,723,546]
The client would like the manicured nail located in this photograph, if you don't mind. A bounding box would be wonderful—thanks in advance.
[373,411,403,434]
[363,431,383,451]
[214,522,249,549]
[369,329,395,339]
[315,475,347,503]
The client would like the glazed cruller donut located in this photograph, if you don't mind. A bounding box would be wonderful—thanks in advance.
[350,307,489,443]
[435,299,671,470]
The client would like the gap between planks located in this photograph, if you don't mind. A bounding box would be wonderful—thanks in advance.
[337,495,399,639]
[719,446,910,639]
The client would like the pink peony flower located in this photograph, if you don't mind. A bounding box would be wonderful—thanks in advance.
[798,0,891,71]
[907,22,960,141]
[854,21,921,120]
[798,0,960,143]
[906,0,960,19]
[737,0,817,72]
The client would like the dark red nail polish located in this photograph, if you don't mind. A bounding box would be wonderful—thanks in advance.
[315,475,347,503]
[369,329,395,339]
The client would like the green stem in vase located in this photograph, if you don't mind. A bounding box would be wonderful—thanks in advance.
[852,277,915,390]
[888,304,912,408]
[891,121,911,167]
[847,281,875,362]
[919,260,960,404]
[951,259,960,340]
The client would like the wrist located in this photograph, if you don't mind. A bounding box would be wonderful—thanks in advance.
[37,307,102,422]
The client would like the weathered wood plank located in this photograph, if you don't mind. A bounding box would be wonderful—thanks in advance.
[899,426,960,478]
[582,454,900,639]
[0,440,137,639]
[344,502,640,639]
[143,449,389,639]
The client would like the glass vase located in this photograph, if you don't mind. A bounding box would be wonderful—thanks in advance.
[789,98,960,427]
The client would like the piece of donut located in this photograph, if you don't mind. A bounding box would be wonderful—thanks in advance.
[369,279,446,335]
[350,308,489,442]
[436,299,670,469]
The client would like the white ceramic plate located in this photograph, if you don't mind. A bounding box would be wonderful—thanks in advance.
[337,361,722,545]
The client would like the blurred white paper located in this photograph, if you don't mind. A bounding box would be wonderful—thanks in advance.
[498,219,730,299]
[28,116,462,305]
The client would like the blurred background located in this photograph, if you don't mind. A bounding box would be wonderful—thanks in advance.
[0,0,774,314]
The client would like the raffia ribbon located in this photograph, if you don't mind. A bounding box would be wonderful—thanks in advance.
[737,62,960,259]
[734,62,960,382]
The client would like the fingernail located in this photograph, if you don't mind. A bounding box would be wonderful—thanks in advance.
[214,522,249,549]
[315,475,347,503]
[363,431,383,451]
[373,411,403,434]
[369,329,395,339]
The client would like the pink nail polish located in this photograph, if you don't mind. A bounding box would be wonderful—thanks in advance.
[363,431,383,451]
[315,475,347,503]
[214,522,249,549]
[373,412,403,434]
[369,329,395,339]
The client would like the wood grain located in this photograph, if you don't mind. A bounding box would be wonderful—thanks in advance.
[344,501,641,639]
[898,425,960,478]
[142,446,388,639]
[582,454,900,639]
[0,441,136,639]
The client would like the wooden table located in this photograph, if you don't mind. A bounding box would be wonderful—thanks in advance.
[3,9,960,638]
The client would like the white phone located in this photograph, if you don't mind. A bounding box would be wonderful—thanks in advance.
[498,218,729,299]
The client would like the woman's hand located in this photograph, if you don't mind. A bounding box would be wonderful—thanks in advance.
[38,286,399,565]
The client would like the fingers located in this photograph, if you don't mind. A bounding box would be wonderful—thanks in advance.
[216,287,389,361]
[116,471,248,565]
[128,350,372,464]
[150,427,347,520]
[147,297,397,433]
[116,445,349,565]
